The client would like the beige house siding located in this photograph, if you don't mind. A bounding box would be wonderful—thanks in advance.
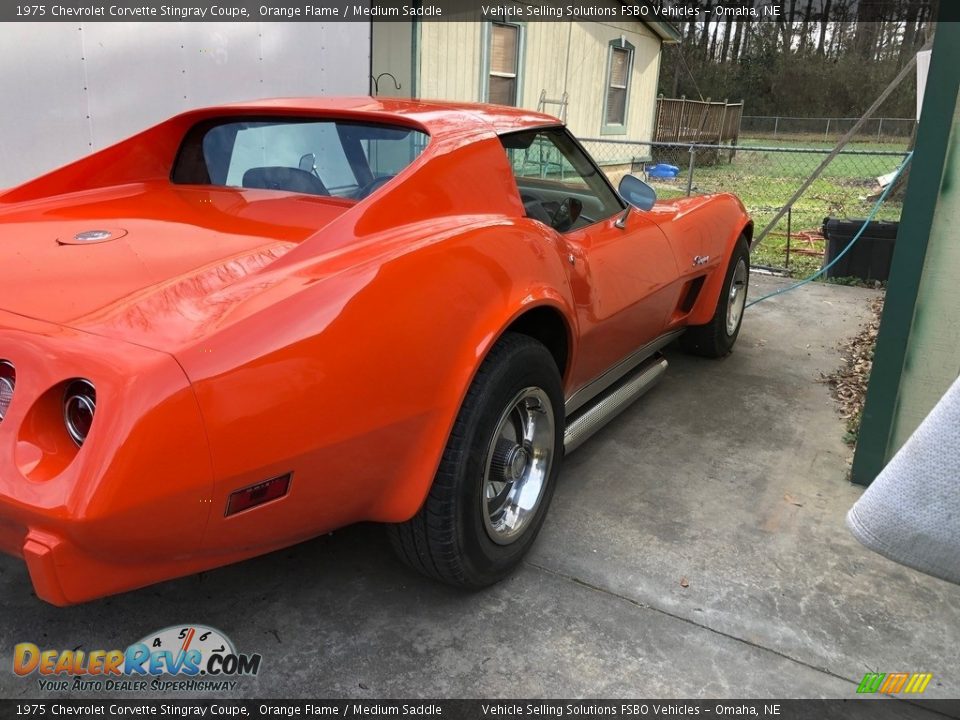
[514,22,569,115]
[544,22,661,141]
[377,19,665,145]
[417,19,484,103]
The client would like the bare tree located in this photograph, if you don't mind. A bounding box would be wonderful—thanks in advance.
[656,0,933,121]
[720,10,735,62]
[829,0,856,58]
[854,0,887,60]
[740,17,753,56]
[731,8,751,63]
[709,16,722,60]
[798,0,815,52]
[900,0,921,63]
[700,0,714,59]
[776,0,790,50]
[787,0,799,49]
[817,0,833,54]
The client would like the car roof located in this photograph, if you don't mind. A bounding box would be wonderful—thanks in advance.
[209,96,562,138]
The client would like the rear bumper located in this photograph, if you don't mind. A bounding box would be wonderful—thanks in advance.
[19,529,123,607]
[8,529,253,606]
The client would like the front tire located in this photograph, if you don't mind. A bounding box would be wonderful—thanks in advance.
[388,333,564,588]
[681,235,750,358]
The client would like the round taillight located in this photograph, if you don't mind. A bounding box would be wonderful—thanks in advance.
[64,379,96,447]
[0,361,14,422]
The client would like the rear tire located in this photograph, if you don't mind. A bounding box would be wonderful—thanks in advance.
[681,236,750,358]
[388,332,564,588]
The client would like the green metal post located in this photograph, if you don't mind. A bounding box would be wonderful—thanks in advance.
[850,19,960,486]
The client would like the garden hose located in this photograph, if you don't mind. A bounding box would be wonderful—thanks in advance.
[745,151,914,309]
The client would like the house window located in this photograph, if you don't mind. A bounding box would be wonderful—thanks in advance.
[603,40,634,133]
[488,22,521,106]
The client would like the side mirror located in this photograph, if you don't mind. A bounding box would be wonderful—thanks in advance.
[299,153,317,173]
[618,175,657,211]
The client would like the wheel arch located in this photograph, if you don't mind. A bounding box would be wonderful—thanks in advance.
[370,293,576,524]
[741,219,754,248]
[500,304,573,384]
[686,214,753,327]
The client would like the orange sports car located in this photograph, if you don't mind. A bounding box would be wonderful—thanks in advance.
[0,98,751,605]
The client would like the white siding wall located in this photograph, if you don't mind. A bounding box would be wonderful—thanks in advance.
[0,22,370,187]
[371,21,414,98]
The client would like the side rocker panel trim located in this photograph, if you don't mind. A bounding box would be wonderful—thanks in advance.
[565,329,683,415]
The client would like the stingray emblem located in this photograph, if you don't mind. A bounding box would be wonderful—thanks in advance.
[693,255,710,266]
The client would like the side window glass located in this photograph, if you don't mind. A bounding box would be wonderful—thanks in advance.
[501,129,622,231]
[360,130,429,178]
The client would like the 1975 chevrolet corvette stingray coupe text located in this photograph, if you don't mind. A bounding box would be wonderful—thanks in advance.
[0,98,751,605]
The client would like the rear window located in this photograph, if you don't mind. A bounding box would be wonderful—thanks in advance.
[172,118,429,200]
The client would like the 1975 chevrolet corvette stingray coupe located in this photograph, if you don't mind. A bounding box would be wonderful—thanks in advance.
[0,98,751,605]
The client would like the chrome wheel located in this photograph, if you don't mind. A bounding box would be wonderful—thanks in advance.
[725,258,748,335]
[481,387,556,545]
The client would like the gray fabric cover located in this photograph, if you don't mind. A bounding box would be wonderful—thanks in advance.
[847,374,960,585]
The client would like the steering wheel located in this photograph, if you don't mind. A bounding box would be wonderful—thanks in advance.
[355,175,396,199]
[520,193,555,226]
[550,197,583,232]
[521,193,593,230]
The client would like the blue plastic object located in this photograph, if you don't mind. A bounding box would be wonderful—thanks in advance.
[645,163,680,179]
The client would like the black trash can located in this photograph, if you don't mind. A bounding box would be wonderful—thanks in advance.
[822,218,899,282]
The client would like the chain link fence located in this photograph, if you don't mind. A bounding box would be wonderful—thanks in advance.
[740,116,916,143]
[579,137,909,276]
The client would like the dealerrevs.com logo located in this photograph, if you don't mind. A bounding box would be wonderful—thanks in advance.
[13,625,262,692]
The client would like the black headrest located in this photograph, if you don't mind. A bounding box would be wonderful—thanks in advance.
[241,166,329,196]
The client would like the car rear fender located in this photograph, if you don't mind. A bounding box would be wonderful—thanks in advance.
[370,228,578,522]
[171,219,577,544]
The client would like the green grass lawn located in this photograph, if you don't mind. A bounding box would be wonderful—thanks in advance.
[640,137,907,276]
[738,134,911,153]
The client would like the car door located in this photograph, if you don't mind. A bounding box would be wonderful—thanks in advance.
[501,128,681,398]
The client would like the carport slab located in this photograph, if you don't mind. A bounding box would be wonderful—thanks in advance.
[0,275,957,700]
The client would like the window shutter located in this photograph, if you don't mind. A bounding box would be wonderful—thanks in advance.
[606,89,626,125]
[491,24,518,75]
[610,48,628,88]
[489,76,517,106]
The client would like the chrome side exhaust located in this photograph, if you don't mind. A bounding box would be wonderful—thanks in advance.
[564,355,668,454]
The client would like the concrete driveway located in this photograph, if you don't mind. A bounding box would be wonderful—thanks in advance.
[1,275,958,700]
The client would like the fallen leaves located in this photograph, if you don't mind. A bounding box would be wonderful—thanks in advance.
[822,295,884,445]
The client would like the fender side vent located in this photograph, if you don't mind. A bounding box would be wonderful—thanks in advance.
[678,275,707,313]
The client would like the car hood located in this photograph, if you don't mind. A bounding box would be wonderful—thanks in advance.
[0,182,352,351]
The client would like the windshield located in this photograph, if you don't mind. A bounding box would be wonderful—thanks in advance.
[172,118,429,200]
